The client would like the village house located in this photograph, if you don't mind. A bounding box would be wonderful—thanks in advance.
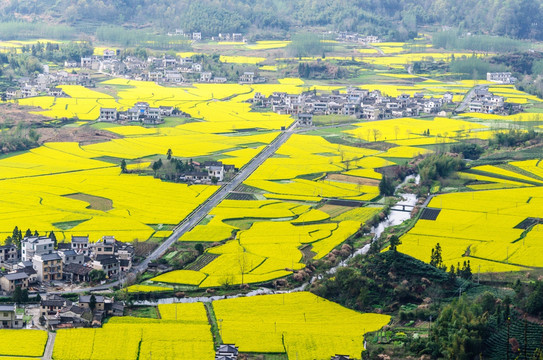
[21,236,55,262]
[92,255,120,278]
[487,72,517,84]
[0,304,24,329]
[193,32,202,41]
[40,294,73,317]
[215,344,239,360]
[297,113,313,126]
[5,87,18,99]
[0,245,18,263]
[63,263,92,283]
[32,252,63,283]
[58,249,85,265]
[71,235,90,255]
[0,272,29,293]
[99,108,118,122]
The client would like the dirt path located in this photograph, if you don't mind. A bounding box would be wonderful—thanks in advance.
[42,332,55,360]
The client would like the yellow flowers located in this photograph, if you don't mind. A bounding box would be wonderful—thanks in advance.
[399,186,543,272]
[54,307,215,360]
[0,330,48,357]
[213,292,391,360]
[219,55,266,64]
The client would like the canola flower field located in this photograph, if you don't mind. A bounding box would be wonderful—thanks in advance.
[51,293,389,360]
[0,329,48,357]
[399,160,543,272]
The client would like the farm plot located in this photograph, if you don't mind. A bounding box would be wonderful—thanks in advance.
[213,292,390,360]
[0,330,48,358]
[398,187,543,272]
[53,311,214,360]
[151,199,368,287]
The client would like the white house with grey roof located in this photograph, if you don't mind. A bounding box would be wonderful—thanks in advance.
[21,236,54,262]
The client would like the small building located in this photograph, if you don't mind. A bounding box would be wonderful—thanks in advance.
[71,235,90,255]
[239,72,255,84]
[193,32,202,41]
[63,263,92,283]
[40,295,73,317]
[0,272,29,293]
[216,344,238,360]
[200,72,213,82]
[79,295,105,312]
[0,304,24,329]
[33,252,63,283]
[0,245,19,263]
[21,236,54,262]
[92,236,116,257]
[47,87,65,97]
[92,255,119,279]
[487,72,516,84]
[297,113,313,127]
[5,87,18,99]
[99,108,118,122]
[58,249,84,265]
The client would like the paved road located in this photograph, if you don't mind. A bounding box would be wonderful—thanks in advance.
[57,127,296,294]
[42,332,56,360]
[456,84,487,112]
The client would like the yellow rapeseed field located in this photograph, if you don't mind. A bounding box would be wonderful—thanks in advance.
[0,330,48,357]
[213,292,391,359]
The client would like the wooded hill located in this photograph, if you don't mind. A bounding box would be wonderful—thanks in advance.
[2,0,543,41]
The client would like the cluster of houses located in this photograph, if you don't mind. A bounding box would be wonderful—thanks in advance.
[39,293,124,330]
[486,72,517,85]
[468,88,518,114]
[5,67,92,100]
[0,235,135,295]
[336,32,381,44]
[167,29,246,43]
[180,160,238,184]
[98,102,176,124]
[251,87,455,120]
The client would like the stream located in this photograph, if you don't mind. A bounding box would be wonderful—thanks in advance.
[132,175,420,305]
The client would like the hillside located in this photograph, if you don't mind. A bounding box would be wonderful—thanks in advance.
[2,0,543,41]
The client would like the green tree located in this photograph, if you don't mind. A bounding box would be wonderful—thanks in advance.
[379,175,395,196]
[12,286,22,303]
[49,231,57,249]
[389,235,401,252]
[25,228,32,238]
[195,243,204,255]
[430,243,446,271]
[166,148,172,160]
[120,159,127,173]
[89,269,106,283]
[89,294,96,311]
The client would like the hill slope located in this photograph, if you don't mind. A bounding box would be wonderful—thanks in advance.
[2,0,543,40]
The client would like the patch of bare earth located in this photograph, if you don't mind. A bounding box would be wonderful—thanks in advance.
[326,173,380,186]
[38,126,120,145]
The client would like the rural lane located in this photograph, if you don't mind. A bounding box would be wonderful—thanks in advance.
[42,332,56,360]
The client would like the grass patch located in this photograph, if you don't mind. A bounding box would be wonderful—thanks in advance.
[52,218,90,230]
[124,306,159,319]
[63,193,113,211]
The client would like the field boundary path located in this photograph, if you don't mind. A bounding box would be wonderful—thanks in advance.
[42,331,55,360]
[64,126,296,293]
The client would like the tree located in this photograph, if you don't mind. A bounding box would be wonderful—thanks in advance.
[89,294,96,311]
[211,176,218,184]
[12,286,22,303]
[389,235,401,252]
[49,231,57,249]
[195,243,204,255]
[120,159,127,173]
[152,159,163,176]
[166,148,172,160]
[379,176,395,197]
[430,243,446,271]
[89,269,106,283]
[25,228,32,238]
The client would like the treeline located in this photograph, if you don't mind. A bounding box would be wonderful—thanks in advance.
[432,31,529,53]
[18,41,94,62]
[3,0,543,40]
[96,26,191,51]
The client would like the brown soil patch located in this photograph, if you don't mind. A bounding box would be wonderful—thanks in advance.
[327,173,380,186]
[38,126,120,145]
